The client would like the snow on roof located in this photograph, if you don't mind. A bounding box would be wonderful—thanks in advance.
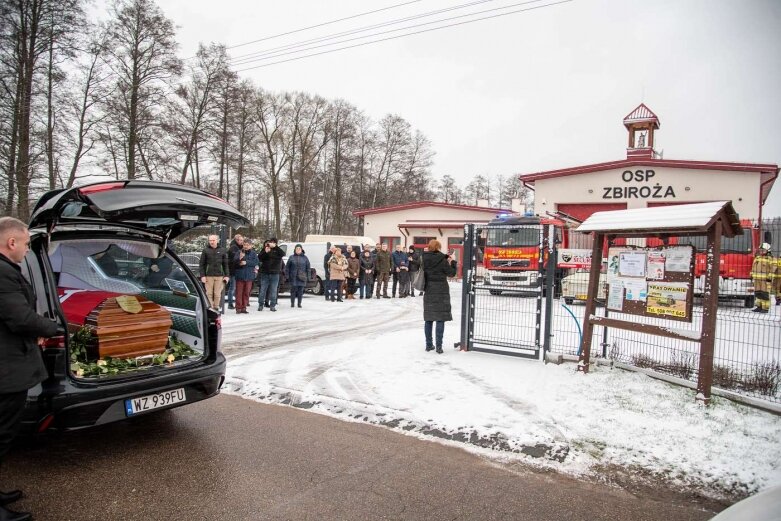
[353,201,510,217]
[577,201,741,235]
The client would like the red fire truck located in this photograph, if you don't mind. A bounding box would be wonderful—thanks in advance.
[671,220,761,308]
[482,214,566,295]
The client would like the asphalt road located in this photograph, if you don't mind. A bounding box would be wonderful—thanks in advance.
[5,394,724,521]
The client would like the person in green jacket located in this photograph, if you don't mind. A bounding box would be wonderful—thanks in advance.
[375,243,392,299]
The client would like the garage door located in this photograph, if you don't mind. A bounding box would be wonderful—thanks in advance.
[556,203,627,223]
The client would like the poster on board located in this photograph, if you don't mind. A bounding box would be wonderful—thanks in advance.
[646,282,690,319]
[619,251,646,278]
[647,252,665,280]
[664,247,692,272]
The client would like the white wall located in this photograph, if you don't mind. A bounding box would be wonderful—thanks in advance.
[362,206,503,246]
[532,166,762,220]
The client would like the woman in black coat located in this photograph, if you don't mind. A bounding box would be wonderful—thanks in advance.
[422,239,457,353]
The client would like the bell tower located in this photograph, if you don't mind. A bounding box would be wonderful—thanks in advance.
[623,103,660,159]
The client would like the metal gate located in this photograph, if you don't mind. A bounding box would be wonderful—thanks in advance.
[460,222,557,358]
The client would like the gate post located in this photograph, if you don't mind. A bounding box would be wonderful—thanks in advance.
[543,224,556,354]
[460,224,476,351]
[697,220,722,404]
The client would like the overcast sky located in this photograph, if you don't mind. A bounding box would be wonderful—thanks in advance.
[153,0,781,217]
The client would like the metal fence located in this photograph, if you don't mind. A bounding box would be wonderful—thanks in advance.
[461,219,781,405]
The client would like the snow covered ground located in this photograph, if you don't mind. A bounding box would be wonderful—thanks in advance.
[220,286,781,502]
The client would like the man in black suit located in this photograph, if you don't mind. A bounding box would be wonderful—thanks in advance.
[0,217,61,521]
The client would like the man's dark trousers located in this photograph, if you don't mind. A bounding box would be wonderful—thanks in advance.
[0,392,28,464]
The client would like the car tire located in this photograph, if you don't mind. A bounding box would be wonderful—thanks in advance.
[744,296,755,308]
[313,277,324,296]
[564,297,574,305]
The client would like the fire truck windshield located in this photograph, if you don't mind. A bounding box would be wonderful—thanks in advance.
[675,233,752,253]
[487,227,539,247]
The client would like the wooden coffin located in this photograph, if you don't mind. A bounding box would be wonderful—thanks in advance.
[83,295,172,359]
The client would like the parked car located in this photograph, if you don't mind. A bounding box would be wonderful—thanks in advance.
[21,180,249,432]
[561,269,608,305]
[279,241,331,295]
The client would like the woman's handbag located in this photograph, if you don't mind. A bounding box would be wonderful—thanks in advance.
[297,270,307,282]
[412,269,425,292]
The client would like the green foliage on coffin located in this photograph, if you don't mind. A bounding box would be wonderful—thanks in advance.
[69,327,198,378]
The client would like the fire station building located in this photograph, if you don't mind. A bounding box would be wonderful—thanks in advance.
[520,104,779,224]
[352,201,513,270]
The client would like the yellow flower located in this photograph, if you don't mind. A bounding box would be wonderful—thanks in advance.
[166,354,175,364]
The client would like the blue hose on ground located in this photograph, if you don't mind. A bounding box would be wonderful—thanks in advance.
[560,302,583,355]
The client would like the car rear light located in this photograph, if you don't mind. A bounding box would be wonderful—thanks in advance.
[79,182,126,195]
[41,335,66,349]
[37,414,55,433]
[215,316,222,330]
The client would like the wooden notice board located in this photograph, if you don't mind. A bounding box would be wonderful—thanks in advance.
[605,245,695,322]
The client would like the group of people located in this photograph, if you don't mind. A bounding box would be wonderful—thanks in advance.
[200,234,459,353]
[321,239,458,353]
[200,234,311,313]
[322,243,422,302]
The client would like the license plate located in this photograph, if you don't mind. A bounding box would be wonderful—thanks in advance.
[125,388,186,416]
[576,294,587,300]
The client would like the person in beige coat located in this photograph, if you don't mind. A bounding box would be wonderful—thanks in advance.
[327,249,348,302]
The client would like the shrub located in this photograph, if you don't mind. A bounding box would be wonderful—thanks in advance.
[742,361,781,396]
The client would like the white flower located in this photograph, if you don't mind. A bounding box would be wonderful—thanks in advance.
[97,359,107,366]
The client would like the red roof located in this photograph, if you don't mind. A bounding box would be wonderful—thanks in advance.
[352,201,510,217]
[623,103,660,129]
[397,220,493,229]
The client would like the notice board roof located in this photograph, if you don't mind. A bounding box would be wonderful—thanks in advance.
[577,201,742,237]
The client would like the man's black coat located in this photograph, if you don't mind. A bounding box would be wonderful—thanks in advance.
[0,253,59,394]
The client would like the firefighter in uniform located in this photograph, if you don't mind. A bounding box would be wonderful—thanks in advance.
[750,242,777,313]
[775,252,781,306]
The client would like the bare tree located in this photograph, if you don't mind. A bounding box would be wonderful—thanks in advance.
[63,30,111,188]
[253,89,290,238]
[103,0,181,179]
[1,0,83,219]
[163,43,228,187]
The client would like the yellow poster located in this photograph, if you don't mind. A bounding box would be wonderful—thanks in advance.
[646,282,688,319]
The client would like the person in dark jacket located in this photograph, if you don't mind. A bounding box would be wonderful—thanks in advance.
[226,234,244,309]
[422,239,457,353]
[391,245,408,297]
[0,217,61,521]
[359,249,375,299]
[199,234,229,311]
[286,244,310,308]
[407,246,420,297]
[257,237,285,312]
[346,250,361,299]
[375,243,391,298]
[233,239,259,313]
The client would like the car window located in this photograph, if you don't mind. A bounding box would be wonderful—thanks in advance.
[50,240,196,295]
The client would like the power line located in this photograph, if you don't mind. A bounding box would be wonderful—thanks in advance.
[229,0,500,64]
[233,0,572,72]
[226,0,423,51]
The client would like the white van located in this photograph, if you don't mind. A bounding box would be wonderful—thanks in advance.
[280,239,372,295]
[305,234,376,248]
